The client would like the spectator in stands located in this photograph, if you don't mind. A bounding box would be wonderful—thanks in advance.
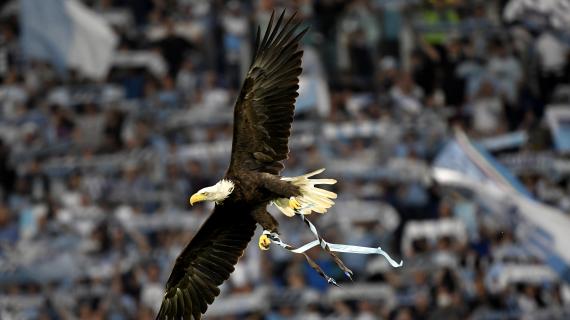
[175,58,199,101]
[347,28,375,89]
[0,204,18,244]
[486,38,523,128]
[536,31,569,104]
[155,20,195,78]
[468,78,506,136]
[140,263,163,314]
[221,1,251,89]
[0,139,15,200]
[441,37,466,108]
[390,72,424,115]
[420,0,460,47]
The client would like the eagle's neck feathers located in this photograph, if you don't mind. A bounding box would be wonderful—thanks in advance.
[206,179,235,204]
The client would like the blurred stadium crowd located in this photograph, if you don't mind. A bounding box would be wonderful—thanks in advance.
[1,0,570,319]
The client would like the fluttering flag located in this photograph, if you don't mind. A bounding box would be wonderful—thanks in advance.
[20,0,118,79]
[434,129,570,282]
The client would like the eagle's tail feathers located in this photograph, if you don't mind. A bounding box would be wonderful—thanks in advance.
[273,168,337,216]
[274,198,296,217]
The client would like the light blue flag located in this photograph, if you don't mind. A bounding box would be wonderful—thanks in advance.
[20,0,118,79]
[434,130,570,282]
[434,131,532,198]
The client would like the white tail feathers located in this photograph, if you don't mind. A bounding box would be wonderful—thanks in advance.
[273,168,337,217]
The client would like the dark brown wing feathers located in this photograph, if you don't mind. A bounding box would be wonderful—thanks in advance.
[156,206,256,319]
[229,10,307,175]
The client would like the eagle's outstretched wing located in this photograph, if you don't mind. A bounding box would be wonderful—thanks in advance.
[228,10,307,175]
[157,10,307,320]
[156,206,256,319]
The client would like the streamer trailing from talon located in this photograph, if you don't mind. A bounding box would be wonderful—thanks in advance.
[156,10,337,320]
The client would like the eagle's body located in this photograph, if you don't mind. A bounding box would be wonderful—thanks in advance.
[156,11,336,320]
[223,171,298,205]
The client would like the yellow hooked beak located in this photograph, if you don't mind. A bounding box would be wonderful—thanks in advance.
[190,193,207,205]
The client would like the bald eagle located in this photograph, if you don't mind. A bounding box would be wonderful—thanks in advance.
[156,11,337,320]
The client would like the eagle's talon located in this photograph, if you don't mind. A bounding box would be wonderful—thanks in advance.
[259,234,271,250]
[289,197,301,210]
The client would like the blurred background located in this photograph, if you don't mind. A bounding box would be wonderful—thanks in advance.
[1,0,570,319]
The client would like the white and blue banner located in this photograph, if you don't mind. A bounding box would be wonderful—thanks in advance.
[20,0,118,79]
[434,129,570,282]
[435,130,533,198]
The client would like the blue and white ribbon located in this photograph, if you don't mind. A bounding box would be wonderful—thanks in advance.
[264,211,403,285]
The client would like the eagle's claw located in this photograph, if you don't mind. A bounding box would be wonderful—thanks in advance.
[259,234,271,250]
[289,197,301,210]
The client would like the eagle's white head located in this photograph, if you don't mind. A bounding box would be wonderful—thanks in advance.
[189,179,235,205]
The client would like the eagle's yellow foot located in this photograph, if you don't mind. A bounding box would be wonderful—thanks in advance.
[289,197,301,210]
[259,234,271,250]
